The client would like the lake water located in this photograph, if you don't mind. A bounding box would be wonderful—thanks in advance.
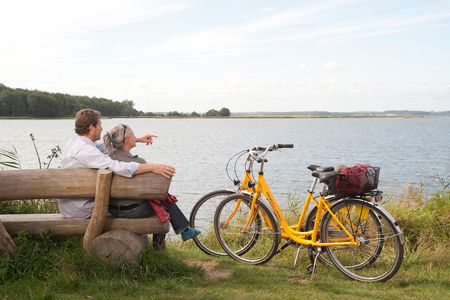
[1,117,449,217]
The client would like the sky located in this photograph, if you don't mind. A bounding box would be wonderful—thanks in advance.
[0,0,449,113]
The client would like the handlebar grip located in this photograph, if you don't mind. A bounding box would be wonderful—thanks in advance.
[277,144,294,149]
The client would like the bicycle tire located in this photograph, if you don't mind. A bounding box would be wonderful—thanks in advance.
[189,190,235,256]
[214,193,281,265]
[306,201,383,268]
[321,199,404,282]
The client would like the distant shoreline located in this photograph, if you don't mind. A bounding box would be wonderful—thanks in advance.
[0,115,435,120]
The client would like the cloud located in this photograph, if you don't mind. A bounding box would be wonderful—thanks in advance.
[137,0,349,59]
[297,64,307,70]
[0,0,190,91]
[140,1,450,60]
[0,0,189,38]
[322,61,344,71]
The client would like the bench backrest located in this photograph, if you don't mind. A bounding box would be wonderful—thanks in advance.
[0,169,171,201]
[0,169,172,253]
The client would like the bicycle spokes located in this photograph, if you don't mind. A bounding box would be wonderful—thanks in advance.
[321,200,404,282]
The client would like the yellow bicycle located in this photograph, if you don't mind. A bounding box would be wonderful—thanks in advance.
[190,148,334,257]
[190,149,257,256]
[214,144,404,282]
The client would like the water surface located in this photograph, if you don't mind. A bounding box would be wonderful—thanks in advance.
[1,117,449,215]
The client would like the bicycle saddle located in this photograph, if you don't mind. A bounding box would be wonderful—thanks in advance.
[307,165,335,172]
[311,170,339,183]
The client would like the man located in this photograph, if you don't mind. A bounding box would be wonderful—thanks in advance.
[58,108,176,219]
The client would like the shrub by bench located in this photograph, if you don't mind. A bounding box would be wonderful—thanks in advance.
[0,169,171,263]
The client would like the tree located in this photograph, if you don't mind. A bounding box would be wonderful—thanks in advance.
[0,89,28,116]
[218,107,231,116]
[167,111,183,117]
[191,111,200,117]
[205,109,219,117]
[27,93,58,117]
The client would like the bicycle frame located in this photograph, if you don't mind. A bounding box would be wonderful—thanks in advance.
[238,159,360,248]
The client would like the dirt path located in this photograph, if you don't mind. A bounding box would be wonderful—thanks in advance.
[184,260,232,280]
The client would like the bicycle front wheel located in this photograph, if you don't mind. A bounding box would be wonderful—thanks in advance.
[214,193,280,265]
[321,199,404,282]
[189,190,235,256]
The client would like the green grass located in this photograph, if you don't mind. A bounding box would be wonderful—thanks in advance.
[1,186,450,299]
[2,235,448,300]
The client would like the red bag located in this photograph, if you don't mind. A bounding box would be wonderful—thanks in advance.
[335,164,380,195]
[148,194,179,223]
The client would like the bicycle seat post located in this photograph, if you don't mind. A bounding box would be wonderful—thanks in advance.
[309,177,319,194]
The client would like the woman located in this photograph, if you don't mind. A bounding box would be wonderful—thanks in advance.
[103,123,200,242]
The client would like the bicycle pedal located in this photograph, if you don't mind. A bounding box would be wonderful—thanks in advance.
[306,264,314,275]
[290,242,300,248]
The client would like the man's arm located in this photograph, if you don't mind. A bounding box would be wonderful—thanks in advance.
[77,143,175,178]
[135,163,175,178]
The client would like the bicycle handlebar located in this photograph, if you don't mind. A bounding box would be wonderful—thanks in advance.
[249,144,294,163]
[251,144,294,152]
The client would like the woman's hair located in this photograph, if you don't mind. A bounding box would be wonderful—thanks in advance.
[75,109,101,135]
[103,124,134,154]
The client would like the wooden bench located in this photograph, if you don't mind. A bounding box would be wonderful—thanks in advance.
[0,169,171,262]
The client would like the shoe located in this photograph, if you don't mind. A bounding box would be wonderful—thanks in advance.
[181,227,201,241]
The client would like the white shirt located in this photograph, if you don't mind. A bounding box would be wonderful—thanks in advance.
[57,135,139,218]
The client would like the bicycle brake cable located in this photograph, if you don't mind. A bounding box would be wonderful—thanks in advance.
[225,149,247,185]
[234,150,248,184]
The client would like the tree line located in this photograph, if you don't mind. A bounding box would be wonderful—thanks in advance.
[0,83,231,118]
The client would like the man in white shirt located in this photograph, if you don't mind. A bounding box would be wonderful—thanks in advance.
[58,109,175,219]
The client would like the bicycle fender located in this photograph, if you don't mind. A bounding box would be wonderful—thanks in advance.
[329,198,404,245]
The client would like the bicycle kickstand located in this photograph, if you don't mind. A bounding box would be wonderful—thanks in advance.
[306,245,321,279]
[293,246,302,268]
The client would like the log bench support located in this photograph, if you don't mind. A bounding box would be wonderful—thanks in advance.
[0,220,16,256]
[83,169,113,252]
[0,168,171,262]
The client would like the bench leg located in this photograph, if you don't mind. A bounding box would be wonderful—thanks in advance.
[152,233,166,252]
[0,220,16,256]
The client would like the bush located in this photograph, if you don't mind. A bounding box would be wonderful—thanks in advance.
[388,186,450,254]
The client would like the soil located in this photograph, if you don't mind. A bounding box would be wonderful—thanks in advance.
[184,260,232,280]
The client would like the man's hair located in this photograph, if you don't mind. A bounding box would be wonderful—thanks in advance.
[75,109,101,135]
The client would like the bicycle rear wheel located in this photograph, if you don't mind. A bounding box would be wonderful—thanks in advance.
[214,193,280,265]
[321,199,404,282]
[306,200,383,268]
[189,190,235,256]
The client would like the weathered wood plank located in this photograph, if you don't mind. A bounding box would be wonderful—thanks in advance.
[0,214,170,236]
[0,220,16,256]
[83,170,113,252]
[0,169,171,201]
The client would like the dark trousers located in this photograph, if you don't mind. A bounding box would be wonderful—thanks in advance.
[108,201,190,248]
[165,203,190,234]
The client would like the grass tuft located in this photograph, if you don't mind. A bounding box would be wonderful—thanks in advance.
[0,232,201,288]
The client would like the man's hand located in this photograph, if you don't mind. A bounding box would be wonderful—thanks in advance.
[137,134,158,145]
[136,163,176,178]
[150,163,176,178]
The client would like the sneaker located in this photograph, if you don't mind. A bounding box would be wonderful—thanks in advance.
[181,227,201,241]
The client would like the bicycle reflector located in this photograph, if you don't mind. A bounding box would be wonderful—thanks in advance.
[374,194,383,203]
